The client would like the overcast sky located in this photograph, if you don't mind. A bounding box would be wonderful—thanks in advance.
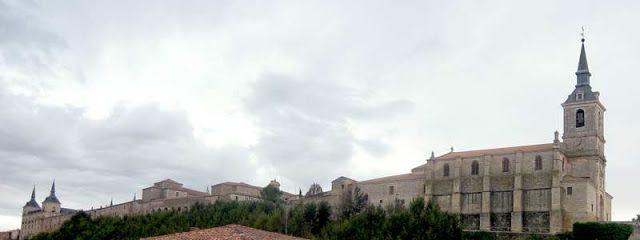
[1,0,639,230]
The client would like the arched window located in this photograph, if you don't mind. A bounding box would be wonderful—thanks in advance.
[502,158,510,172]
[471,161,479,175]
[443,164,450,177]
[576,109,585,128]
[535,155,543,170]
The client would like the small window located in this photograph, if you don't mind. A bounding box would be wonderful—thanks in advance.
[443,164,450,177]
[176,192,179,197]
[576,109,585,128]
[567,187,572,195]
[471,161,479,175]
[502,158,510,172]
[389,186,394,195]
[535,155,543,170]
[341,184,344,190]
[576,93,583,101]
[235,196,238,201]
[379,199,383,204]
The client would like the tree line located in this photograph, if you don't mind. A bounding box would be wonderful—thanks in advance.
[31,186,632,240]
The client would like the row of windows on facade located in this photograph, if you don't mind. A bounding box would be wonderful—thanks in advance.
[150,206,189,213]
[442,155,544,177]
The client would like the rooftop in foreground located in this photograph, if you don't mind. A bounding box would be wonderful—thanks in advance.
[142,224,307,240]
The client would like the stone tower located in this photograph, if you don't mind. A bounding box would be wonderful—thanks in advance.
[561,38,609,222]
[22,186,41,215]
[42,181,61,214]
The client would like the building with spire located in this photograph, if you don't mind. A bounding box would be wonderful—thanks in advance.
[18,178,299,239]
[20,181,78,240]
[303,38,612,234]
[18,38,612,237]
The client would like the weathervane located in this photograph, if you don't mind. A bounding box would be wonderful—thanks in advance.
[580,26,586,42]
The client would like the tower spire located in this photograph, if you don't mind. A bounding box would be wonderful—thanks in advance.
[24,185,40,209]
[31,185,36,201]
[564,34,598,104]
[50,180,56,195]
[576,34,591,86]
[43,180,61,204]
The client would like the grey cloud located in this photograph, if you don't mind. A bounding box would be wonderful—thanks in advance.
[0,85,254,220]
[246,74,412,186]
[0,1,67,79]
[357,139,391,157]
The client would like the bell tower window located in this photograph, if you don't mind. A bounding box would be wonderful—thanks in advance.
[576,109,585,128]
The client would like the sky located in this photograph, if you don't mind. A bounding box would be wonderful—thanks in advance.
[0,0,639,230]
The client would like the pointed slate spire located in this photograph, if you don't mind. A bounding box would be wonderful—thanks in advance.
[50,180,55,195]
[31,185,36,201]
[24,185,41,209]
[565,36,598,104]
[43,180,61,204]
[110,198,113,207]
[576,38,591,86]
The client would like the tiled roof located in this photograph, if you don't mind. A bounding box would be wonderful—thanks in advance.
[433,143,554,160]
[214,182,262,190]
[359,173,423,184]
[159,179,182,185]
[331,176,356,183]
[179,187,209,197]
[142,224,307,240]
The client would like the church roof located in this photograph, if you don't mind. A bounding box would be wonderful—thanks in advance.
[431,143,554,160]
[359,173,424,184]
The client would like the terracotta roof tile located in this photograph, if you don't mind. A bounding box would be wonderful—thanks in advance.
[214,182,262,190]
[359,173,423,184]
[434,143,554,160]
[142,224,307,240]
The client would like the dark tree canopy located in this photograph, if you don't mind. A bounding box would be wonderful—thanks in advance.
[306,183,324,196]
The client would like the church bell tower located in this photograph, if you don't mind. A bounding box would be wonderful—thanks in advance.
[560,37,609,222]
[561,38,605,159]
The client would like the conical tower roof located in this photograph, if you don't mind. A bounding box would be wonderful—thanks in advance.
[564,37,598,104]
[24,186,41,209]
[43,180,61,204]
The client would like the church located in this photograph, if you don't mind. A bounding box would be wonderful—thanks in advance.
[304,38,612,234]
[19,38,611,238]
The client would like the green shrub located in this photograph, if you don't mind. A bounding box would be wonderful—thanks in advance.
[573,222,633,240]
[554,231,572,240]
[462,230,495,240]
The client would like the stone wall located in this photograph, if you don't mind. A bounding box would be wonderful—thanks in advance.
[358,178,424,208]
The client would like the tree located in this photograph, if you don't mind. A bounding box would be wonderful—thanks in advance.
[305,183,323,196]
[339,186,368,219]
[261,184,282,204]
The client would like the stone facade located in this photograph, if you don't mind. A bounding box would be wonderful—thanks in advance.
[18,39,613,238]
[0,230,20,240]
[301,39,612,234]
[18,179,296,239]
